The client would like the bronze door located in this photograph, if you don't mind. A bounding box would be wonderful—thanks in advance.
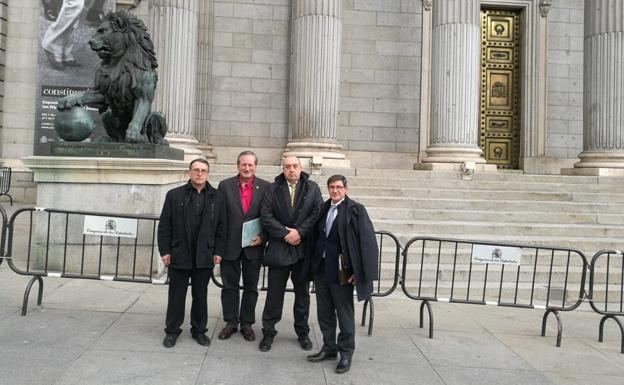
[480,9,521,169]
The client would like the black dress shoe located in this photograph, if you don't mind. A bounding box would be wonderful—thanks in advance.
[298,335,313,350]
[162,334,178,348]
[259,334,274,352]
[335,357,352,374]
[307,349,337,362]
[192,333,211,346]
[240,326,256,341]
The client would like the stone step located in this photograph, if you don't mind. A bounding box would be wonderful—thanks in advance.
[345,176,624,194]
[368,207,624,225]
[376,219,624,238]
[356,196,624,214]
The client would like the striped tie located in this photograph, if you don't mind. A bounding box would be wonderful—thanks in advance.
[289,182,297,207]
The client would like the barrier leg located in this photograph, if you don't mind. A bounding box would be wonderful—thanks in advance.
[367,298,374,336]
[361,298,369,326]
[419,300,434,339]
[541,308,562,347]
[22,275,44,316]
[598,315,624,354]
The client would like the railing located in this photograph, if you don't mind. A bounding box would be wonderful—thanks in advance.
[4,207,162,315]
[401,236,588,347]
[0,167,12,206]
[588,250,624,353]
[0,204,7,266]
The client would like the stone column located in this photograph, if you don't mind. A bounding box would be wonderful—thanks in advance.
[419,0,491,170]
[283,0,350,168]
[566,0,624,175]
[149,0,202,161]
[195,0,216,162]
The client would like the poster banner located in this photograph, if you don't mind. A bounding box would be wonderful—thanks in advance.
[34,0,115,155]
[471,244,522,265]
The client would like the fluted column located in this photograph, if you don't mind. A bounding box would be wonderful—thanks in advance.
[283,0,350,168]
[149,0,202,161]
[195,0,216,162]
[420,0,488,169]
[572,0,624,171]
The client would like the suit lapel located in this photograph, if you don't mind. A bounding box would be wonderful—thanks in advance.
[230,178,244,217]
[246,179,262,216]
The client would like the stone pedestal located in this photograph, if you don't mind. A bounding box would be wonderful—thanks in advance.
[285,0,350,168]
[564,0,624,176]
[418,0,488,170]
[20,156,188,278]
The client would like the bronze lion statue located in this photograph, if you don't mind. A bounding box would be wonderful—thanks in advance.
[57,10,168,145]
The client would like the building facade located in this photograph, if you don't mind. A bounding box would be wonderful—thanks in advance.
[0,0,622,175]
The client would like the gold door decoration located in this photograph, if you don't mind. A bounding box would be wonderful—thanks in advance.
[480,9,521,169]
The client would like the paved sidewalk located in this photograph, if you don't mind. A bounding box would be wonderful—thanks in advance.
[1,262,624,385]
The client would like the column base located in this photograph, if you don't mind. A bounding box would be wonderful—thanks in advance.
[196,143,217,163]
[416,146,495,171]
[167,135,203,162]
[570,151,624,169]
[283,141,351,168]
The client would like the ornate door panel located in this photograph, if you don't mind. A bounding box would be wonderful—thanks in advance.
[480,9,521,169]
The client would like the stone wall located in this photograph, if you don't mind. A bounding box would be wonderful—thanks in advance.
[546,0,584,159]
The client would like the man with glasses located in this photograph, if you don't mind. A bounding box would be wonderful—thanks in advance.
[307,175,378,374]
[258,155,323,352]
[158,158,227,348]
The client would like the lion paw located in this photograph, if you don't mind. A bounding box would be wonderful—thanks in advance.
[126,130,146,143]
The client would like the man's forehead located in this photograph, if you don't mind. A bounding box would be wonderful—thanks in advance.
[329,181,345,188]
[283,157,300,166]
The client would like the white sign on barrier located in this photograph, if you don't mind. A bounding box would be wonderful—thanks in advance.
[83,216,138,238]
[472,244,521,265]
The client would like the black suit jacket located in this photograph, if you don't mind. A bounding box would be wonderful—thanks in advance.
[157,180,227,270]
[218,175,270,261]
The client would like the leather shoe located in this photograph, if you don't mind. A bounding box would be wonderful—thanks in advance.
[259,334,274,352]
[218,325,237,340]
[335,357,352,374]
[162,334,178,348]
[192,333,211,346]
[44,50,64,70]
[307,349,337,362]
[298,335,313,350]
[240,326,256,341]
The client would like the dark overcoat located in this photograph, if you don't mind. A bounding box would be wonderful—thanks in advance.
[312,195,379,301]
[217,175,270,261]
[157,181,227,270]
[260,171,323,270]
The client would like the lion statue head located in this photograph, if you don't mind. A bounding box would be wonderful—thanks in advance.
[89,10,157,72]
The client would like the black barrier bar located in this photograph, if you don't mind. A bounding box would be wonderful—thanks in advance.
[401,236,587,347]
[0,204,7,266]
[4,207,163,315]
[588,250,624,353]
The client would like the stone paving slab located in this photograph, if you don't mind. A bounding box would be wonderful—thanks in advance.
[2,264,624,384]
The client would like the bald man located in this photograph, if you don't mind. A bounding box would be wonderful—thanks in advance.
[258,156,323,352]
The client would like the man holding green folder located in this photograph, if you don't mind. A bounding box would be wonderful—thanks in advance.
[216,151,270,341]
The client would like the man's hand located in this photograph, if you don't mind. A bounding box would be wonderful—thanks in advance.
[347,275,356,285]
[250,235,263,247]
[284,227,301,245]
[161,254,171,266]
[213,255,222,265]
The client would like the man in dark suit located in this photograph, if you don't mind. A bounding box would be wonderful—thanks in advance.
[216,151,270,342]
[258,155,323,352]
[158,158,227,348]
[307,175,379,374]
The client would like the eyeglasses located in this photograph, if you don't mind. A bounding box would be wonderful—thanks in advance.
[190,168,208,175]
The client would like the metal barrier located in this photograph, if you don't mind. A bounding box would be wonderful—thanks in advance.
[0,167,12,206]
[4,207,162,315]
[588,250,624,353]
[401,236,588,347]
[211,230,402,336]
[0,204,7,266]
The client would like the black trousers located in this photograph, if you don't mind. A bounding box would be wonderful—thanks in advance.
[165,267,212,336]
[261,260,310,337]
[314,277,355,358]
[220,252,262,328]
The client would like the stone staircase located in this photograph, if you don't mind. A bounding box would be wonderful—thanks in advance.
[210,165,624,305]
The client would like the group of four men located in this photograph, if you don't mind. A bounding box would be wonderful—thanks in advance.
[157,152,378,374]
